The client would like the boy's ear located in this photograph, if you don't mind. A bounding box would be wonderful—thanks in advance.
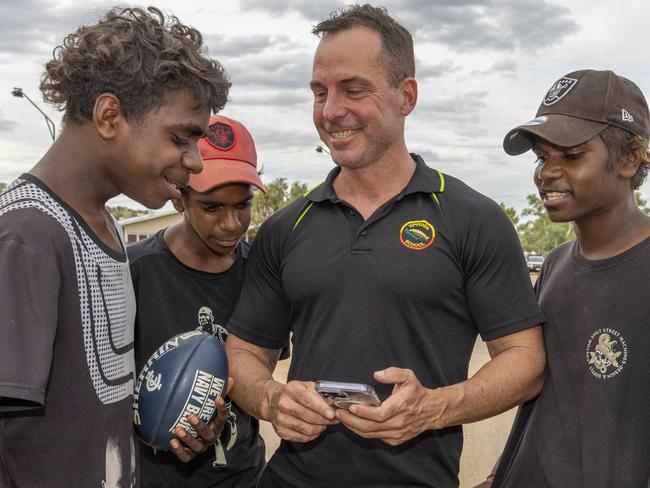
[619,148,644,180]
[171,197,184,213]
[93,93,124,140]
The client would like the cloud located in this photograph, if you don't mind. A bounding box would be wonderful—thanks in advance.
[239,0,344,21]
[230,89,312,106]
[226,51,313,90]
[204,33,300,58]
[0,0,99,56]
[416,90,488,117]
[0,112,19,132]
[417,59,459,79]
[241,0,578,54]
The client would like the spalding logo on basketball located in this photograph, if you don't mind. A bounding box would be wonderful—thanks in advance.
[133,331,228,450]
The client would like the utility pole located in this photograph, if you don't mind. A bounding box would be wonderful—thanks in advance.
[11,87,56,142]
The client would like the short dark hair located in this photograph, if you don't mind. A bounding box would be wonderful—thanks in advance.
[40,6,230,123]
[312,4,414,88]
[600,126,649,189]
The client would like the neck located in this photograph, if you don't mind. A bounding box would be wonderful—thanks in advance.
[333,149,416,219]
[30,125,118,214]
[574,196,650,260]
[164,223,237,273]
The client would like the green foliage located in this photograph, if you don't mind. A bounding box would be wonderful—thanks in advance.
[251,177,309,229]
[635,191,649,214]
[499,202,519,227]
[0,182,6,193]
[107,206,149,220]
[500,194,574,256]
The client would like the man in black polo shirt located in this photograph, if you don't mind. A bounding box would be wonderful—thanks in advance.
[225,4,545,487]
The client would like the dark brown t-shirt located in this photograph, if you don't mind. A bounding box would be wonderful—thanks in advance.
[0,175,137,488]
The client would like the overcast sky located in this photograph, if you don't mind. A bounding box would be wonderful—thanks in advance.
[1,0,649,211]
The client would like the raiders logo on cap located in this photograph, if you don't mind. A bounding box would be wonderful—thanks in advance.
[206,121,235,150]
[543,77,578,106]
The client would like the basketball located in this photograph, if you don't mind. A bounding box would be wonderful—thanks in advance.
[133,331,228,450]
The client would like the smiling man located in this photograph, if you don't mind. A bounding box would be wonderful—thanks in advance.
[225,4,545,487]
[0,7,229,487]
[490,69,650,487]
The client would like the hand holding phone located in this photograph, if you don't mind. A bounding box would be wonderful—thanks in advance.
[315,381,381,409]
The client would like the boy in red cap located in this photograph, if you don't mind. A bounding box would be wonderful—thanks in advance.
[489,69,650,487]
[0,7,229,487]
[128,115,267,488]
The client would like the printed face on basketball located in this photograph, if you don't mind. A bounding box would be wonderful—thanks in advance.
[310,26,407,170]
[111,88,210,209]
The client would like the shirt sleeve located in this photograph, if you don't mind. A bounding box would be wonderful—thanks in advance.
[227,216,291,350]
[459,199,544,341]
[0,213,62,411]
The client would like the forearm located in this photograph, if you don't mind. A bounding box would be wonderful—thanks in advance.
[428,330,545,429]
[225,335,282,421]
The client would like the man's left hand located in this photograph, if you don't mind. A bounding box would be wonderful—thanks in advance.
[335,368,438,446]
[170,377,232,462]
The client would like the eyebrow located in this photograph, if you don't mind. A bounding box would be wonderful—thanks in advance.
[309,76,372,89]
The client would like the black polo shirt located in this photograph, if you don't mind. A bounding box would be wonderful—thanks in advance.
[228,154,543,488]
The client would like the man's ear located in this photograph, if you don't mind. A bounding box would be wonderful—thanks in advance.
[171,197,184,213]
[93,93,124,140]
[399,77,418,116]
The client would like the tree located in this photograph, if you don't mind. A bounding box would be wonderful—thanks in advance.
[499,202,519,228]
[0,182,6,193]
[251,177,309,232]
[107,206,149,220]
[635,191,649,214]
[517,194,574,255]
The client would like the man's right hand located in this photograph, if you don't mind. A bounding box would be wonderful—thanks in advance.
[264,379,337,442]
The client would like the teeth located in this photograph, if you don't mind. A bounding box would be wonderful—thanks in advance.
[545,191,570,201]
[330,129,357,139]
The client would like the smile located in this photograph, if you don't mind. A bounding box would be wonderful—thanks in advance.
[329,129,359,139]
[541,191,571,202]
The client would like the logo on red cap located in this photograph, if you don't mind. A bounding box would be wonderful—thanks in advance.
[206,122,235,150]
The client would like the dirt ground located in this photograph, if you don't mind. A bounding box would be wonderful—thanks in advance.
[258,274,538,487]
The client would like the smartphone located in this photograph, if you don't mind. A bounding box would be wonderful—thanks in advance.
[315,381,381,409]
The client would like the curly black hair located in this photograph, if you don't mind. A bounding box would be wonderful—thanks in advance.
[40,6,230,123]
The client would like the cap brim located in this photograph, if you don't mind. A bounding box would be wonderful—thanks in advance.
[188,159,265,193]
[503,114,609,155]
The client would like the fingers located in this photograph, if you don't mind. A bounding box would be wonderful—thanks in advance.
[270,381,337,443]
[170,396,229,463]
[374,367,413,385]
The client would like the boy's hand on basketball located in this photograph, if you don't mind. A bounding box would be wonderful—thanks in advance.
[170,376,234,463]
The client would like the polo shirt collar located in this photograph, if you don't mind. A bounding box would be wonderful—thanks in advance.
[305,153,444,203]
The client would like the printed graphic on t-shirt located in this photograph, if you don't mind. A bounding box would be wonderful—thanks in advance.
[0,180,135,405]
[586,328,628,379]
[102,435,136,488]
[196,306,229,345]
[193,305,237,466]
[400,220,435,250]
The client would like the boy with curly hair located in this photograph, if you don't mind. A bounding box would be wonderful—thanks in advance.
[0,7,230,487]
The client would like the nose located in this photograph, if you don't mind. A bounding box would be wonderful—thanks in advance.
[182,144,203,174]
[219,209,241,233]
[535,156,561,184]
[321,91,347,122]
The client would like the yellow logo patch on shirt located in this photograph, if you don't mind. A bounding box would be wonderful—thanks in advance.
[400,220,435,250]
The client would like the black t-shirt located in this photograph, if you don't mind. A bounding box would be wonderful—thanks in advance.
[128,230,265,488]
[494,237,650,488]
[228,155,543,488]
[0,175,137,488]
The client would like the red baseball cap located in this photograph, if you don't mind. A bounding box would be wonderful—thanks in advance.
[189,115,265,192]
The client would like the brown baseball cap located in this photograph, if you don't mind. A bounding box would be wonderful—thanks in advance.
[189,115,265,193]
[503,69,650,155]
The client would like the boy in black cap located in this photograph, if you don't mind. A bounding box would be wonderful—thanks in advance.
[129,115,267,488]
[0,7,230,487]
[490,69,650,487]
